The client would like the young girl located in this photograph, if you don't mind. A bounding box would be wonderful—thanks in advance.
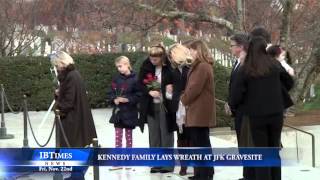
[108,56,141,170]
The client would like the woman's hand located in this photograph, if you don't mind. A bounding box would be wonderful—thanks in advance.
[114,97,129,104]
[118,97,129,103]
[166,84,173,94]
[114,98,120,105]
[149,90,161,98]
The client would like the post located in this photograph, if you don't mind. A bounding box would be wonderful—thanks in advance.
[0,84,14,139]
[55,109,61,148]
[93,138,100,180]
[53,109,63,180]
[23,95,29,147]
[1,84,4,128]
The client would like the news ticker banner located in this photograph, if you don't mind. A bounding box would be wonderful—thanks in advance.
[0,148,296,173]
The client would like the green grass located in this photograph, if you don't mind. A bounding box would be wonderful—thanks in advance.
[303,84,320,111]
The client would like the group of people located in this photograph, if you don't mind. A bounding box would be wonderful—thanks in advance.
[226,27,294,180]
[50,26,294,180]
[108,40,215,179]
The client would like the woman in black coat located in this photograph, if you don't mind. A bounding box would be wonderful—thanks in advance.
[137,45,175,173]
[230,37,294,180]
[52,51,97,148]
[51,51,97,180]
[167,43,191,176]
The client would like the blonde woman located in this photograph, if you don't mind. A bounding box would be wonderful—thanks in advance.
[50,51,97,179]
[167,43,193,176]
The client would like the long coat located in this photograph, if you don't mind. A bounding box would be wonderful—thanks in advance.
[229,64,293,117]
[137,58,176,132]
[181,61,216,128]
[107,72,141,129]
[56,65,97,147]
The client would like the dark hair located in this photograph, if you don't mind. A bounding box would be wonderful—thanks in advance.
[230,32,250,51]
[266,45,281,58]
[243,36,277,77]
[267,45,293,64]
[250,26,271,43]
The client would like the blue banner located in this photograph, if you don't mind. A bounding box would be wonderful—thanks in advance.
[0,147,290,173]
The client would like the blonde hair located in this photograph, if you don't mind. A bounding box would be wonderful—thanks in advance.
[187,40,214,65]
[115,56,132,70]
[50,51,74,68]
[149,45,166,57]
[168,43,193,68]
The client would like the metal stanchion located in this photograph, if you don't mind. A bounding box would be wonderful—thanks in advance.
[93,138,100,180]
[0,84,14,139]
[23,95,29,147]
[53,109,63,180]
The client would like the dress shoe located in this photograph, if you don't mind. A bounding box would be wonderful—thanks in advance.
[160,169,173,173]
[150,167,161,173]
[179,167,187,176]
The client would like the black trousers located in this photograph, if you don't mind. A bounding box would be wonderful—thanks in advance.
[234,111,243,146]
[235,113,255,180]
[187,127,214,179]
[249,113,283,180]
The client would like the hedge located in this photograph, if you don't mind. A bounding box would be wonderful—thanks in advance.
[0,52,232,127]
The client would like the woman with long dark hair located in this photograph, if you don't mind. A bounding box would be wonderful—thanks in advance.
[230,37,293,180]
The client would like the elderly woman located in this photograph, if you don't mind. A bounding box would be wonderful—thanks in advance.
[51,51,97,179]
[51,51,97,148]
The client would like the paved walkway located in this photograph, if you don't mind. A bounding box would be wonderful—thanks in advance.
[0,108,320,180]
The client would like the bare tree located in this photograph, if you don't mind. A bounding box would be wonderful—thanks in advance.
[0,0,44,57]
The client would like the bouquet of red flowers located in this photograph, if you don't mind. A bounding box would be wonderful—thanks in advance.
[143,73,160,90]
[111,82,128,97]
[143,73,167,112]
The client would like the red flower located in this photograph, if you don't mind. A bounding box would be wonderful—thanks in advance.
[147,73,154,81]
[146,73,153,79]
[143,79,149,84]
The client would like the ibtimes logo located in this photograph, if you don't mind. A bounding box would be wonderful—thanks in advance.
[39,152,73,160]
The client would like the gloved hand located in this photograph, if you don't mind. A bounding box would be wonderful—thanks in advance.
[224,103,232,116]
[178,125,183,134]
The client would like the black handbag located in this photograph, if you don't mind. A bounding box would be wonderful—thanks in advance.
[109,106,121,124]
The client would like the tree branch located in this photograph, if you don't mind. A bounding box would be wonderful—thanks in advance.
[130,1,234,31]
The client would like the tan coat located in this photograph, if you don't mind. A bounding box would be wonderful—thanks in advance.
[181,61,216,128]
